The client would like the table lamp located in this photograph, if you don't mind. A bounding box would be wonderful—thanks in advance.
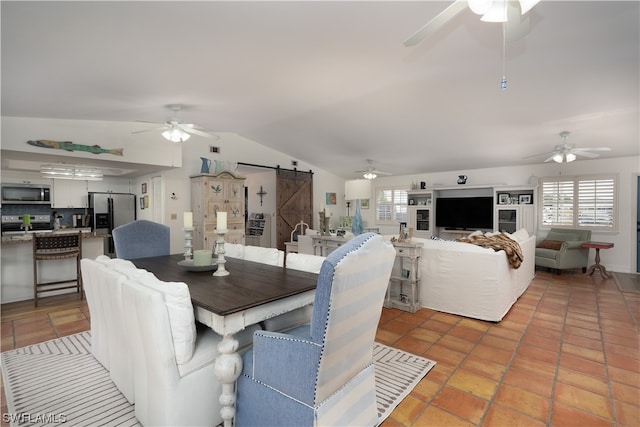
[345,179,371,235]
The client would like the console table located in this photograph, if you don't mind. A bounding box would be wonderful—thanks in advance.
[385,241,423,313]
[311,235,350,256]
[581,241,614,279]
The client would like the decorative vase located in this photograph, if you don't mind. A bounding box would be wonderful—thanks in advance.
[352,199,364,235]
[200,157,212,174]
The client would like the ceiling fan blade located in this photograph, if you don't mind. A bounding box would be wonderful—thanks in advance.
[403,0,468,47]
[543,154,558,163]
[176,123,218,139]
[572,147,612,152]
[131,126,168,135]
[573,151,600,158]
[522,152,552,160]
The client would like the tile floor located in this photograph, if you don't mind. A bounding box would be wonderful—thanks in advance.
[1,268,639,426]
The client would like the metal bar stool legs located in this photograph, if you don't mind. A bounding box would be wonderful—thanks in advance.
[33,232,83,307]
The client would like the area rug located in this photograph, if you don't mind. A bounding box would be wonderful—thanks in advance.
[1,332,435,426]
[613,271,640,293]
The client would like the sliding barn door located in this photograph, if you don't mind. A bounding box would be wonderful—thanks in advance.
[276,169,313,250]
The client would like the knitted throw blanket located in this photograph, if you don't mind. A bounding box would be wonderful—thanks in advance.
[458,233,523,269]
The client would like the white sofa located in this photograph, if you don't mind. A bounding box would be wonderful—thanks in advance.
[398,229,536,322]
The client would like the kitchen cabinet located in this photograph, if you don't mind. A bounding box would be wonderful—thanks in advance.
[52,180,88,208]
[191,172,246,251]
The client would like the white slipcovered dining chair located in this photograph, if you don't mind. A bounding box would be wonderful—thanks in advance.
[262,252,327,332]
[243,245,285,266]
[236,233,396,426]
[121,274,224,426]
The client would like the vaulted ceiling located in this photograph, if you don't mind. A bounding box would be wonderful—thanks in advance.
[2,1,638,179]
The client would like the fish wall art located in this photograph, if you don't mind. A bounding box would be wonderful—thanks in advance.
[27,140,124,156]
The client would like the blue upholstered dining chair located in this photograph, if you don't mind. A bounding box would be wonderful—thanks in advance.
[236,232,396,426]
[112,219,170,260]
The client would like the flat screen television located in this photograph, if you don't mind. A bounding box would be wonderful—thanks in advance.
[435,197,494,230]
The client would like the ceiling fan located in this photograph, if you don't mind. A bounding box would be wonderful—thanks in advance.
[356,160,392,180]
[403,0,540,47]
[524,131,612,163]
[132,104,218,142]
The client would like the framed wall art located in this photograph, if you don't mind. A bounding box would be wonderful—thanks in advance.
[519,194,532,204]
[326,192,336,205]
[498,193,510,205]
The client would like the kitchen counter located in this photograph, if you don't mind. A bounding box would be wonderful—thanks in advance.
[1,230,105,245]
[1,231,107,303]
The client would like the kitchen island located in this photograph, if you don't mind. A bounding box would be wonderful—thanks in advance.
[1,231,107,303]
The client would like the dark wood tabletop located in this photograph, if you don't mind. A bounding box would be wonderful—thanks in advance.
[131,254,318,316]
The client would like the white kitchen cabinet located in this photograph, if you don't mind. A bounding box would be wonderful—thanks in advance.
[52,180,88,208]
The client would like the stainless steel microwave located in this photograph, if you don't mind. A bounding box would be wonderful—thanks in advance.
[1,183,51,204]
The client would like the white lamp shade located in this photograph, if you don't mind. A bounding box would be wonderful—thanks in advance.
[345,179,371,201]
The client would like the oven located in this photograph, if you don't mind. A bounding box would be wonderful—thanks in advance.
[1,214,53,235]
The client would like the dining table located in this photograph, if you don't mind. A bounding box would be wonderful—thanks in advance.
[131,253,319,427]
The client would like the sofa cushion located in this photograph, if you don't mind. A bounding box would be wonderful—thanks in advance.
[537,239,564,250]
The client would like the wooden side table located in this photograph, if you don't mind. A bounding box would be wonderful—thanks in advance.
[581,241,614,279]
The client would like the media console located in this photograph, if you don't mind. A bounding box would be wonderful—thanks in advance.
[407,184,536,239]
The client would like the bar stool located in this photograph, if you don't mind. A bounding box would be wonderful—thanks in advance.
[33,232,83,306]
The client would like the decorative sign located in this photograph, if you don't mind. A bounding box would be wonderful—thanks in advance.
[27,140,124,156]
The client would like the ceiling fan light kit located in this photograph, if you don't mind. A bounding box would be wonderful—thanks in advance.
[363,171,377,180]
[162,128,191,143]
[468,0,540,23]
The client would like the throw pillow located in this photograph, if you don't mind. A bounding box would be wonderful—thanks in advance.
[537,240,564,250]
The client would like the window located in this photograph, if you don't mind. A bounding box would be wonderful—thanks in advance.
[375,187,408,224]
[540,174,617,230]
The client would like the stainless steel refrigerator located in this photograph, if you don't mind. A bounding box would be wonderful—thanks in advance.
[88,192,136,256]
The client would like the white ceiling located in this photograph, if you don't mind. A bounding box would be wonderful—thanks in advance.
[1,1,638,179]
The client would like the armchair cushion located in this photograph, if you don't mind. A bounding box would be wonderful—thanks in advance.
[537,239,564,250]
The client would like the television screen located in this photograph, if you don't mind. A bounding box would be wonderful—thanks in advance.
[435,197,494,230]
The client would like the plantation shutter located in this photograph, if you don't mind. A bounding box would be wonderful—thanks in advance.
[393,189,408,222]
[541,180,574,226]
[376,188,408,223]
[540,174,617,231]
[578,177,615,228]
[376,189,393,222]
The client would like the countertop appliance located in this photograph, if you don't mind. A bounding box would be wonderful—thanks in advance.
[1,214,53,235]
[88,192,136,255]
[1,183,51,205]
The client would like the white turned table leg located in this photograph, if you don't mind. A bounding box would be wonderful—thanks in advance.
[214,334,242,427]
